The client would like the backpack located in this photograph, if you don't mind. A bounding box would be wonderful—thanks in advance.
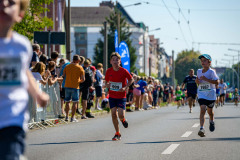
[81,67,93,88]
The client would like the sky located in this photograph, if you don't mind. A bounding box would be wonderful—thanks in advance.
[71,0,240,68]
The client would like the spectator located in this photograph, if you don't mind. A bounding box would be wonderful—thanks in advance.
[80,59,94,119]
[39,54,48,66]
[31,62,49,85]
[95,63,105,110]
[30,44,42,68]
[62,55,85,122]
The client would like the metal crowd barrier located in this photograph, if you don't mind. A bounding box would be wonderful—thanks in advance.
[28,82,67,130]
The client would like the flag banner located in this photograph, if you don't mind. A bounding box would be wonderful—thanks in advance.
[119,41,130,73]
[114,29,119,53]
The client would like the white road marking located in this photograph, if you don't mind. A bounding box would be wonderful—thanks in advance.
[162,144,180,154]
[192,123,200,128]
[181,131,193,137]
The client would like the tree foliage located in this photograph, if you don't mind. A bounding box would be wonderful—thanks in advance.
[93,9,137,72]
[175,50,202,84]
[13,0,53,41]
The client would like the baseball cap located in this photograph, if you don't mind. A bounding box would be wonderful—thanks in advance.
[90,66,96,71]
[198,54,212,61]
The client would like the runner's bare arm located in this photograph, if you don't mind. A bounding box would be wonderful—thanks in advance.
[199,76,219,85]
[195,77,200,84]
[119,78,134,92]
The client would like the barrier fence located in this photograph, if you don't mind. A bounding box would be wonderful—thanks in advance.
[28,82,67,129]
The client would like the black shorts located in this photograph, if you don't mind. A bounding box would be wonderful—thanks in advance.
[220,93,225,97]
[198,99,215,108]
[187,92,197,99]
[127,92,133,102]
[80,87,89,100]
[60,88,65,99]
[95,86,102,97]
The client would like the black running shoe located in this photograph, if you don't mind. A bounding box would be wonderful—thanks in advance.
[209,122,215,132]
[198,128,205,137]
[121,119,128,128]
[112,134,121,141]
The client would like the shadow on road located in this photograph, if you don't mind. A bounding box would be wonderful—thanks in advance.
[29,140,112,146]
[173,116,240,120]
[125,137,240,145]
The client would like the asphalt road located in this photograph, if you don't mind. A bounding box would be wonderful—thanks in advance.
[26,103,240,160]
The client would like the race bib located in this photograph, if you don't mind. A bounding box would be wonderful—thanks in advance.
[199,83,211,92]
[110,82,122,91]
[0,57,21,86]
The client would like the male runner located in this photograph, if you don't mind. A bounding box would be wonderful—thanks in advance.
[196,54,219,137]
[105,52,134,141]
[182,69,198,113]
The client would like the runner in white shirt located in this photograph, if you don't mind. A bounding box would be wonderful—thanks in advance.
[196,54,219,137]
[219,79,227,106]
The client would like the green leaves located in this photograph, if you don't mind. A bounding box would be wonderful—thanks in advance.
[93,9,137,72]
[13,0,53,41]
[175,50,202,84]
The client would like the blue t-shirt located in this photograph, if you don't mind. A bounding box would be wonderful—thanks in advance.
[137,80,147,93]
[59,62,70,88]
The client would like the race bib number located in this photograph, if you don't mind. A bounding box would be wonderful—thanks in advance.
[199,83,211,92]
[0,57,21,86]
[110,82,122,91]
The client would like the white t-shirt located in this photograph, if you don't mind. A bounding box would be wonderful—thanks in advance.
[0,32,32,131]
[96,69,103,86]
[197,68,219,100]
[31,72,43,81]
[219,83,227,94]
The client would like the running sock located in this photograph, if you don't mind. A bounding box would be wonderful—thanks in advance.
[116,132,120,135]
[121,118,126,123]
[200,126,204,129]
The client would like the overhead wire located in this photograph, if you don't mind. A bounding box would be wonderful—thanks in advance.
[175,0,194,47]
[162,0,189,48]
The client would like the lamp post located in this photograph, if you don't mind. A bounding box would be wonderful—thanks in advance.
[224,54,237,88]
[222,58,234,87]
[228,48,240,90]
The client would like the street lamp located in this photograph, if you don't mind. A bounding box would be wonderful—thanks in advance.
[149,28,161,32]
[222,58,235,87]
[123,2,142,7]
[224,54,238,89]
[228,48,240,90]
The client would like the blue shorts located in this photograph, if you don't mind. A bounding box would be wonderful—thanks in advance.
[65,88,80,102]
[0,127,25,160]
[109,98,127,110]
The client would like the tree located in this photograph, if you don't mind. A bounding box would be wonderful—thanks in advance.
[13,0,53,41]
[175,50,202,85]
[93,9,137,72]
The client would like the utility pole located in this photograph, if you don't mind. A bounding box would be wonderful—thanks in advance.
[143,32,146,74]
[103,21,108,74]
[117,13,120,45]
[172,50,175,89]
[66,0,71,61]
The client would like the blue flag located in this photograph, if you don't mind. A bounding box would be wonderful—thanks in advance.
[119,41,130,73]
[114,29,119,53]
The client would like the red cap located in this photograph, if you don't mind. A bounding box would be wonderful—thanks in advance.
[90,66,96,71]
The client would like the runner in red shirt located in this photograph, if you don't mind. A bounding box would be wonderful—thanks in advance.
[105,52,134,141]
